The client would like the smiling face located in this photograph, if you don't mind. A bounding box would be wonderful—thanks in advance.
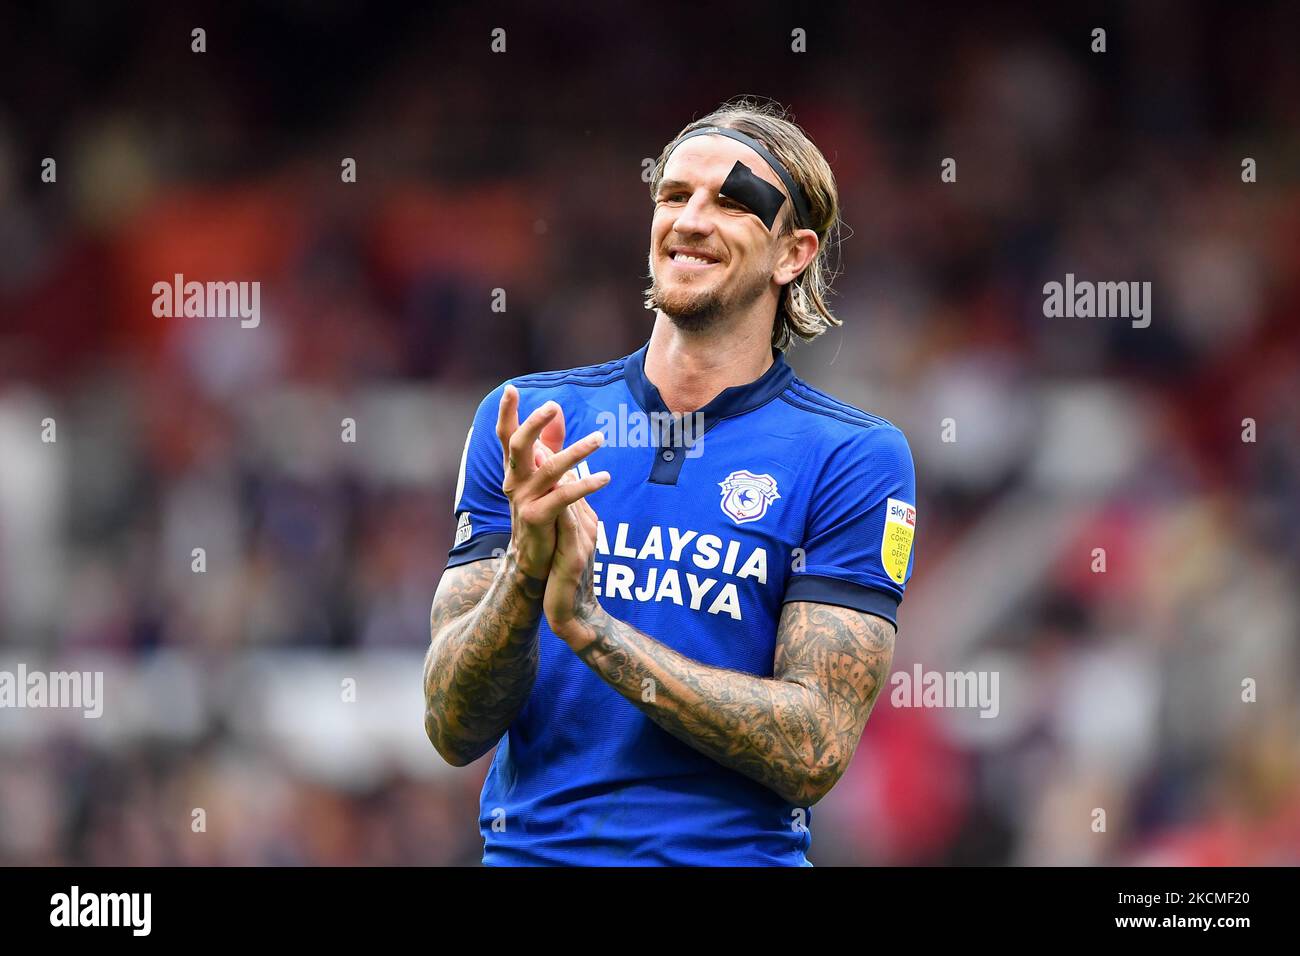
[645,134,794,332]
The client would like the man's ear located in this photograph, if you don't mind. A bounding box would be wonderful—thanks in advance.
[777,229,819,285]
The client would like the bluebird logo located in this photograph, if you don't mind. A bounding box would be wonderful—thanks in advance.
[719,470,780,525]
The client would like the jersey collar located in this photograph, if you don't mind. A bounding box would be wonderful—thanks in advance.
[624,339,794,428]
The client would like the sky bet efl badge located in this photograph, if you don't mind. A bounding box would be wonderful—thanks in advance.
[719,470,780,525]
[882,498,916,584]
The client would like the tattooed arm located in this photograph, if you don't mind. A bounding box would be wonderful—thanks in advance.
[544,496,895,805]
[570,601,893,805]
[424,386,609,767]
[423,551,547,766]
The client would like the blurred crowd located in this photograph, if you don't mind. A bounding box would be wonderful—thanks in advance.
[1,1,1298,864]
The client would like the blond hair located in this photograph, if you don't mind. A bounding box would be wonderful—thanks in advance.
[645,96,843,350]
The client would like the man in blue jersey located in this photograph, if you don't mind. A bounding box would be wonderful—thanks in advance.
[423,97,916,866]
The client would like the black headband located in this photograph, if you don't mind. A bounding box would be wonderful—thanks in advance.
[664,125,813,230]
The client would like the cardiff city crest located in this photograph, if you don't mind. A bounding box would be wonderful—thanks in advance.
[718,470,781,525]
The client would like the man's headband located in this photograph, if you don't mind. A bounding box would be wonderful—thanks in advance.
[663,126,813,232]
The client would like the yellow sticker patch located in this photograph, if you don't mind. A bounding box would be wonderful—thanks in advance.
[881,498,916,585]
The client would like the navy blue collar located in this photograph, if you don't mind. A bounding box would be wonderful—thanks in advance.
[624,340,794,427]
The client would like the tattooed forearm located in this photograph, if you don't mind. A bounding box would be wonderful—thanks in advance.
[423,551,546,765]
[569,601,895,805]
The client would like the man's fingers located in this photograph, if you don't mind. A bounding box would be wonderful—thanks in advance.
[534,440,579,486]
[506,400,562,480]
[529,430,605,490]
[577,497,599,538]
[495,384,520,451]
[539,440,599,533]
[530,471,611,520]
[556,498,581,538]
[540,404,566,455]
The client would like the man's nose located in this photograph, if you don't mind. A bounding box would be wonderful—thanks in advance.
[672,191,716,236]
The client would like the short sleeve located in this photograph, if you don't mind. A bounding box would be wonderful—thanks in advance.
[446,382,513,568]
[782,424,917,627]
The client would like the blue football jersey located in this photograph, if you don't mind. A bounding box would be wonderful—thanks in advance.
[446,341,917,865]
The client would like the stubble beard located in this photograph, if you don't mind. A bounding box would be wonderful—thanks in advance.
[646,254,769,334]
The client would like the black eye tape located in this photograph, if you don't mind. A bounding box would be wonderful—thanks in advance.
[719,161,786,231]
